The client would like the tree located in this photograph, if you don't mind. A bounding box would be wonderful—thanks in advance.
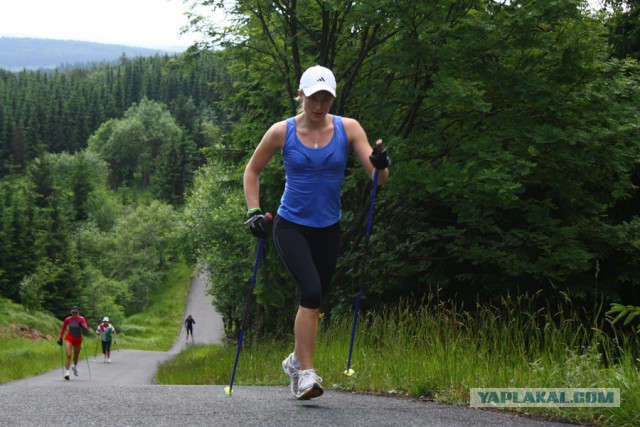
[0,180,39,301]
[104,200,184,312]
[87,99,189,197]
[605,0,640,59]
[153,134,198,204]
[184,158,293,339]
[184,0,640,325]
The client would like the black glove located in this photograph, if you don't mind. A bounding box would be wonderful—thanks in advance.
[57,338,62,346]
[245,208,269,239]
[369,145,390,170]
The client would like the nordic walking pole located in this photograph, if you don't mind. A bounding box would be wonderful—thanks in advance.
[82,339,92,381]
[224,238,264,396]
[224,213,271,396]
[59,341,65,377]
[345,167,380,376]
[93,336,99,361]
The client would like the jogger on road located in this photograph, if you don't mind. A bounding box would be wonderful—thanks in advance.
[58,306,88,380]
[243,65,390,400]
[185,315,196,341]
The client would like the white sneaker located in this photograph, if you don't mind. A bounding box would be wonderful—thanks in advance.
[281,353,299,397]
[107,358,111,363]
[71,365,78,376]
[296,369,323,400]
[64,370,70,380]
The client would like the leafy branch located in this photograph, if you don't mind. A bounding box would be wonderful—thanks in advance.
[606,303,640,333]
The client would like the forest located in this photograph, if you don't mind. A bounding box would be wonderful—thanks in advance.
[1,0,640,340]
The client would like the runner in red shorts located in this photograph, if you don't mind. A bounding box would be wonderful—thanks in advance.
[57,306,88,380]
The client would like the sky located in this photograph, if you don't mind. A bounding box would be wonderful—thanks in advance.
[0,0,211,50]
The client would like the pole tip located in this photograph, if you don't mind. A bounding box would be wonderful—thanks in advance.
[224,386,233,396]
[344,368,355,376]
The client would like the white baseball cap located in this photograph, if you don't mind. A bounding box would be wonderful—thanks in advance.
[299,65,336,97]
[102,317,109,322]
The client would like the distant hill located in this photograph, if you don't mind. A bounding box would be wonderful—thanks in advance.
[0,37,182,71]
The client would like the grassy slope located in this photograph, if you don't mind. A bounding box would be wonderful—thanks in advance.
[0,298,61,383]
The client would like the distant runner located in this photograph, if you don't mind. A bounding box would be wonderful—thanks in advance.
[185,315,196,341]
[58,306,88,380]
[95,317,117,363]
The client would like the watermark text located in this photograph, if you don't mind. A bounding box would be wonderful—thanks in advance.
[469,388,620,407]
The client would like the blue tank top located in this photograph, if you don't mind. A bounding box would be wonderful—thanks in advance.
[277,115,349,227]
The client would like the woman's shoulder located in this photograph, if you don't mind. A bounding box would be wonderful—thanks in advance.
[267,119,290,139]
[339,116,361,128]
[339,117,365,141]
[261,119,292,150]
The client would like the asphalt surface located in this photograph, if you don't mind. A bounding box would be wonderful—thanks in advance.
[1,272,577,426]
[168,270,225,355]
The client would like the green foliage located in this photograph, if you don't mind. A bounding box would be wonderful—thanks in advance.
[18,259,61,312]
[1,147,187,322]
[0,179,39,301]
[0,297,61,384]
[118,261,192,351]
[179,0,640,337]
[184,159,294,340]
[87,98,197,203]
[606,0,640,60]
[1,54,218,329]
[0,54,220,177]
[95,200,186,313]
[607,303,640,333]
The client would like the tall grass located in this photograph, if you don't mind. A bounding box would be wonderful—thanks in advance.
[0,297,61,383]
[157,292,640,426]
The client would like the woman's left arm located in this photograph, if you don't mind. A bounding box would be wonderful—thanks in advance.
[343,118,389,185]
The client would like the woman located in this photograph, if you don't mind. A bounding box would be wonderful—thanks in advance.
[58,306,88,380]
[95,316,117,363]
[243,65,389,400]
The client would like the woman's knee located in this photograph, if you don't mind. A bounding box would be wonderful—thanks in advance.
[300,289,322,309]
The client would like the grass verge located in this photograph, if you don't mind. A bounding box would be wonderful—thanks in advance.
[0,298,60,383]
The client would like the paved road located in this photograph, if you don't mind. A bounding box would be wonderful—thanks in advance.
[1,271,577,426]
[169,270,225,354]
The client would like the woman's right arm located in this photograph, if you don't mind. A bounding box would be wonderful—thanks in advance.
[243,121,286,211]
[59,318,68,339]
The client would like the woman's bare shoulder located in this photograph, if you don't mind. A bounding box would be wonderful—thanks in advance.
[266,119,289,140]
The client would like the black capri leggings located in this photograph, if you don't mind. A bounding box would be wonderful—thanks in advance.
[101,340,112,354]
[272,215,341,309]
